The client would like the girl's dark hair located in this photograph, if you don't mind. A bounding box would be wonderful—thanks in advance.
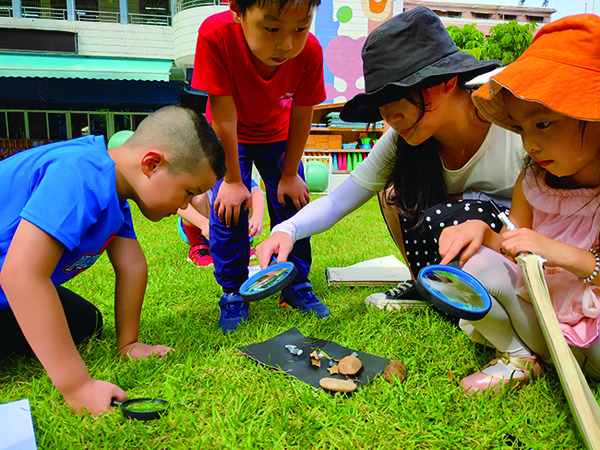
[383,83,484,237]
[235,0,321,15]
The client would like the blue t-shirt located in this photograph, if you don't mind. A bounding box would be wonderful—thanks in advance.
[0,135,136,310]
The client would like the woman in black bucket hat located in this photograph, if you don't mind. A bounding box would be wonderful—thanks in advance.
[257,7,527,311]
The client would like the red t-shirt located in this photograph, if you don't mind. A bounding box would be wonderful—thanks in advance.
[192,11,326,143]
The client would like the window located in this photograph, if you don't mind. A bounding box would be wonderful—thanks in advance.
[527,15,544,23]
[7,112,26,139]
[448,11,462,18]
[28,112,48,139]
[0,112,7,139]
[503,14,517,20]
[472,12,492,19]
[114,114,132,133]
[90,113,108,141]
[48,113,67,140]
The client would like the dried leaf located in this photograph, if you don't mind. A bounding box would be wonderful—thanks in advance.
[309,350,321,367]
[329,365,340,375]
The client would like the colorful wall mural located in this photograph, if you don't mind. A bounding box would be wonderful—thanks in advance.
[314,0,397,103]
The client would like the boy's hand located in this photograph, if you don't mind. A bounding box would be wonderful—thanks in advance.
[248,215,263,238]
[119,342,173,360]
[63,378,127,417]
[256,231,294,269]
[214,181,251,226]
[438,220,490,266]
[278,174,310,211]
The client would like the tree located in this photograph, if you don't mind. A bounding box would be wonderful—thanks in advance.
[483,20,537,65]
[446,23,486,60]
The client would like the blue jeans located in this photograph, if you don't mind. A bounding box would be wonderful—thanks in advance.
[209,141,312,293]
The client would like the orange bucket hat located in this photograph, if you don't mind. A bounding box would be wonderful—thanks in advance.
[473,14,600,133]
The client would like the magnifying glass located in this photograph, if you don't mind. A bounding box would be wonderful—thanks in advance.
[111,398,169,421]
[240,256,297,302]
[416,255,492,321]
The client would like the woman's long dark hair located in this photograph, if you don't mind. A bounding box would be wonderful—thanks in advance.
[383,82,484,237]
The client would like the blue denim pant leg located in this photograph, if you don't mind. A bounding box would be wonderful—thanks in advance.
[209,176,251,293]
[251,141,312,285]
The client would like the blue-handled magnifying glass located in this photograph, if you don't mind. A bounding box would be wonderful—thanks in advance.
[416,254,492,321]
[240,256,297,302]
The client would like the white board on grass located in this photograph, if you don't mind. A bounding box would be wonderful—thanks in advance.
[0,399,37,450]
[326,255,411,286]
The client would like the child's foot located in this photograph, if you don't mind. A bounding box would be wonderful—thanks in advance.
[280,282,330,318]
[460,353,542,395]
[364,280,427,310]
[249,249,258,262]
[218,292,249,334]
[188,244,213,267]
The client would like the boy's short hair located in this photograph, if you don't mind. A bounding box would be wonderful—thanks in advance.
[128,104,226,179]
[235,0,321,16]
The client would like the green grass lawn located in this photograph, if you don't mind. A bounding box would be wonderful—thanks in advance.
[0,196,593,449]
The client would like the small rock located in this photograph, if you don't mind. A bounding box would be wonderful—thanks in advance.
[383,360,407,383]
[319,377,357,392]
[338,355,362,376]
[285,345,303,356]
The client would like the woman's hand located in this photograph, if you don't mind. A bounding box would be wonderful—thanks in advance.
[277,174,310,211]
[256,231,294,269]
[438,220,492,266]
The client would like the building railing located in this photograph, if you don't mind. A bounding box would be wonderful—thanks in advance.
[128,12,171,26]
[179,0,228,12]
[21,6,67,20]
[75,9,120,23]
[5,0,228,24]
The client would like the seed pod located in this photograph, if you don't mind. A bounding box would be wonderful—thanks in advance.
[383,360,407,383]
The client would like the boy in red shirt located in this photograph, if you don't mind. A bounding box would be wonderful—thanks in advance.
[193,0,329,333]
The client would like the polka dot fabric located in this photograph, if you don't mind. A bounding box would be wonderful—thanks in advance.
[402,199,507,276]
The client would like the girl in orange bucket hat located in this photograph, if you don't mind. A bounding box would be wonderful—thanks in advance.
[438,14,600,394]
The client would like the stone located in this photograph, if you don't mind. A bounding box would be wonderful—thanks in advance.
[319,377,357,392]
[383,360,407,383]
[338,355,362,376]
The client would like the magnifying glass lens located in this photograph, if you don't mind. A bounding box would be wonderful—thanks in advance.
[246,267,291,294]
[422,269,486,309]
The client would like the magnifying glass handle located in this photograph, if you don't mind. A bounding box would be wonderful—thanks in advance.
[269,255,278,266]
[110,398,122,407]
[448,252,461,268]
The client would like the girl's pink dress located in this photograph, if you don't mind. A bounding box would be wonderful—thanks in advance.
[518,169,600,347]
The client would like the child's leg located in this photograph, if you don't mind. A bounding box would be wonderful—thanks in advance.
[0,286,103,360]
[252,142,311,282]
[209,145,253,293]
[252,142,329,318]
[459,248,546,393]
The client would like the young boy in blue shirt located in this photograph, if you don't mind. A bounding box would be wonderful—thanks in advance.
[192,0,330,334]
[0,105,225,416]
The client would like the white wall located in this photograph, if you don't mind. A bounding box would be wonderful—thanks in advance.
[0,17,173,59]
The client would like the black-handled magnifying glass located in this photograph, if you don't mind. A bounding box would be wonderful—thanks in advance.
[240,256,297,302]
[111,398,169,421]
[416,253,492,321]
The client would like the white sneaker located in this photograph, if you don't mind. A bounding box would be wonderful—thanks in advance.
[365,280,428,311]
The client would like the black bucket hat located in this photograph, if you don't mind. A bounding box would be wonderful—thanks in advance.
[340,6,502,123]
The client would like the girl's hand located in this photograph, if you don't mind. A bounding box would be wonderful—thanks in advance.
[63,378,127,416]
[214,181,251,226]
[120,342,173,360]
[256,231,294,269]
[501,228,563,266]
[248,215,263,237]
[438,220,490,266]
[277,174,310,211]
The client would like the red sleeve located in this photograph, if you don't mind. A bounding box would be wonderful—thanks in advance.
[191,14,232,96]
[293,34,326,107]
